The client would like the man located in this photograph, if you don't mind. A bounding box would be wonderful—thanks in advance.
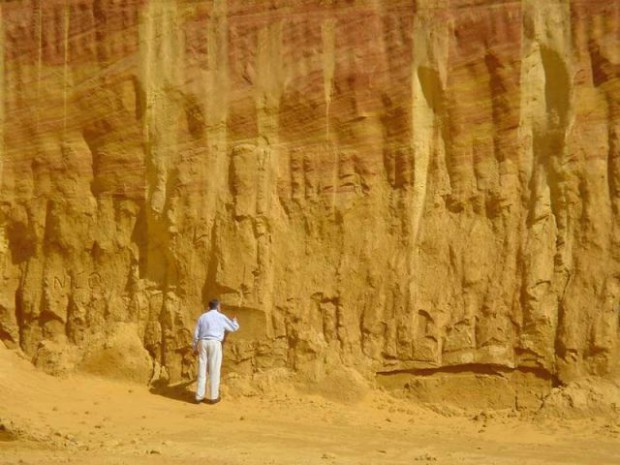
[192,299,240,404]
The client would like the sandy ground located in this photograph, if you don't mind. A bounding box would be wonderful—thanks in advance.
[1,347,619,465]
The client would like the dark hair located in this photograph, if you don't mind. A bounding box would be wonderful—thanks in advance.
[208,299,220,310]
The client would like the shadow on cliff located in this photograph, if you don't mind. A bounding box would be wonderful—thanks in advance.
[149,379,196,404]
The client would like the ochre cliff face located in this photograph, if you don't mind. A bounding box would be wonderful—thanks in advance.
[0,0,619,401]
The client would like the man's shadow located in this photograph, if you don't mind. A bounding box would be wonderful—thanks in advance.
[149,378,196,404]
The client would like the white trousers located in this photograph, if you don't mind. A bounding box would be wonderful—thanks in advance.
[196,339,223,401]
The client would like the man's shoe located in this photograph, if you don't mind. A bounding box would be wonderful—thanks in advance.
[195,397,204,404]
[206,397,221,405]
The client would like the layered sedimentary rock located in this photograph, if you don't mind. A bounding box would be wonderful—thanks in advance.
[0,0,619,404]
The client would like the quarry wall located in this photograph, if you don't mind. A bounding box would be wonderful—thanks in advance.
[0,0,619,406]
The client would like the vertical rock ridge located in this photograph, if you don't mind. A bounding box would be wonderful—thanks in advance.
[410,3,447,260]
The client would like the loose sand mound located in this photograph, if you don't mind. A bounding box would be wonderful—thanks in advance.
[78,323,153,384]
[538,377,620,420]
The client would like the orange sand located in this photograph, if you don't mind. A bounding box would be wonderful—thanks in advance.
[1,346,619,465]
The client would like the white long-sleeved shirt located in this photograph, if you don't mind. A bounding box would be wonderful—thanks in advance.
[193,310,239,347]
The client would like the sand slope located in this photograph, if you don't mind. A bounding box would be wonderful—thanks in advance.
[1,347,619,465]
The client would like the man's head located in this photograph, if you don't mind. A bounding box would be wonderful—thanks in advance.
[208,299,220,311]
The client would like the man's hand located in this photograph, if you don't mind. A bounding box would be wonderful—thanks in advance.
[192,346,198,356]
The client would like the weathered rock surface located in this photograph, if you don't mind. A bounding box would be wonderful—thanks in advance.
[0,0,618,405]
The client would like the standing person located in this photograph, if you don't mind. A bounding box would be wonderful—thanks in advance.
[192,299,240,404]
